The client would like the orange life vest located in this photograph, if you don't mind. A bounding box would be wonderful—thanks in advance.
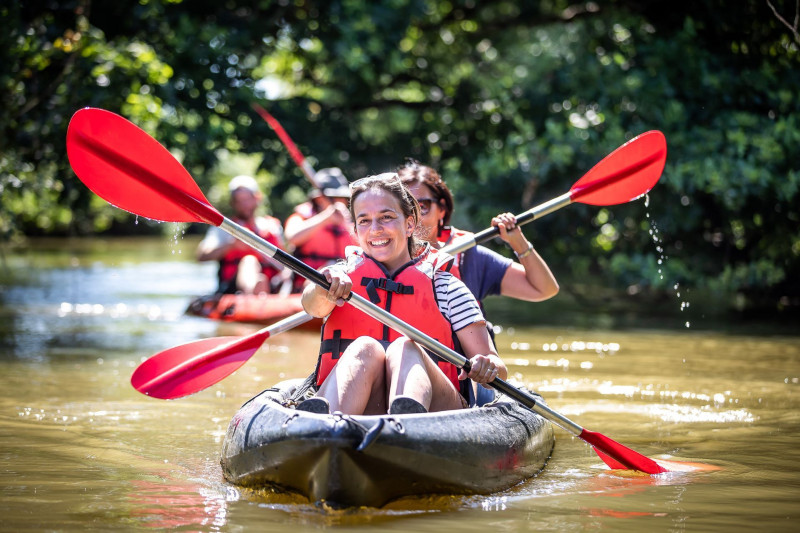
[218,217,283,290]
[315,244,468,396]
[288,202,356,290]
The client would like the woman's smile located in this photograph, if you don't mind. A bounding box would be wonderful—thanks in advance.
[352,189,413,273]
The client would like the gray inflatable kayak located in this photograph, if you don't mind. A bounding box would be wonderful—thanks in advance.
[220,378,554,507]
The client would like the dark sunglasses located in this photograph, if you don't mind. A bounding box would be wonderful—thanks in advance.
[416,197,437,216]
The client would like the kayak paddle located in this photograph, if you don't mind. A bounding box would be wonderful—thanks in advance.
[126,134,664,401]
[446,130,666,253]
[130,311,313,399]
[252,103,321,192]
[66,107,667,474]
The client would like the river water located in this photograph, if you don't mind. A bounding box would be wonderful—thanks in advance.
[1,237,798,531]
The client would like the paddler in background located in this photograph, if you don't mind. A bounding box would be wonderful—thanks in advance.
[298,173,506,416]
[397,161,559,307]
[284,167,357,292]
[196,175,291,295]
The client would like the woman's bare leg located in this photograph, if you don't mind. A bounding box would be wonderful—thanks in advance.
[317,337,387,415]
[385,338,464,412]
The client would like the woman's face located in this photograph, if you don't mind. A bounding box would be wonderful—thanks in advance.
[406,183,444,244]
[352,188,414,272]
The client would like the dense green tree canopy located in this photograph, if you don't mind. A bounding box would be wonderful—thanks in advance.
[2,0,798,314]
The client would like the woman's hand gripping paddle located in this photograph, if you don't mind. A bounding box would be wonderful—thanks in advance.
[67,107,667,474]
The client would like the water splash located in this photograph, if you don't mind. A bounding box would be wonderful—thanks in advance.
[169,223,186,255]
[644,194,693,328]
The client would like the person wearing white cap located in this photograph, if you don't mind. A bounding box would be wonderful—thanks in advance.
[284,168,357,292]
[196,175,290,294]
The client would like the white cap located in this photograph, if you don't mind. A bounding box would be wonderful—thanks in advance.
[228,175,260,194]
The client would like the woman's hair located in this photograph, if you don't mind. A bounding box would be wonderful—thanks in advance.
[396,160,454,229]
[348,173,425,258]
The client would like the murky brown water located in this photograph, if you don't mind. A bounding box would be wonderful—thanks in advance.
[1,237,798,531]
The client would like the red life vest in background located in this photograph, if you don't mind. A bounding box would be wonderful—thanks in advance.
[218,217,283,289]
[437,226,474,280]
[288,202,356,290]
[315,245,467,396]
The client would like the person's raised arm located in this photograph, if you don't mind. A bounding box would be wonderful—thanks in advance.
[493,212,559,302]
[285,203,350,247]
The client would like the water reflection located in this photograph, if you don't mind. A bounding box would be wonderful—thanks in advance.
[1,239,799,531]
[128,475,229,530]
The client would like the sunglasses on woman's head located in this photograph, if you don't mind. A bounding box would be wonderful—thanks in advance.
[349,173,400,190]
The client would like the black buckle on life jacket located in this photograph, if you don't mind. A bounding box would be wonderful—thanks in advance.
[361,277,414,304]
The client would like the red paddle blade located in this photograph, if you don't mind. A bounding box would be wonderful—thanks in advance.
[66,108,223,226]
[131,331,270,400]
[570,130,667,206]
[252,104,307,169]
[580,428,668,474]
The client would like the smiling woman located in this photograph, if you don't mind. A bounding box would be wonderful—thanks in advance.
[349,173,417,271]
[300,173,507,416]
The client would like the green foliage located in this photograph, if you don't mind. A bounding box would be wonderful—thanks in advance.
[1,0,798,313]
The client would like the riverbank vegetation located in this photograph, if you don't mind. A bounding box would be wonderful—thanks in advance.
[2,0,798,317]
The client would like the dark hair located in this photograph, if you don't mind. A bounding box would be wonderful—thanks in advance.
[348,173,424,258]
[396,160,454,228]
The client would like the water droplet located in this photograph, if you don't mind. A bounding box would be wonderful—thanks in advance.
[135,215,139,225]
[685,321,690,328]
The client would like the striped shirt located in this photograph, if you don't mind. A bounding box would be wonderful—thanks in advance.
[434,270,486,332]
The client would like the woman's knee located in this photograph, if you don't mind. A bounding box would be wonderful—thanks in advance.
[385,338,424,367]
[343,337,386,368]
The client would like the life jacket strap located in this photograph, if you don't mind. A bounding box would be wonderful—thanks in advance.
[361,277,414,304]
[318,330,352,361]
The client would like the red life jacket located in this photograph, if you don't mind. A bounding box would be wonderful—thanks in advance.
[315,244,468,397]
[437,226,474,280]
[218,217,283,290]
[288,202,357,290]
[438,226,495,332]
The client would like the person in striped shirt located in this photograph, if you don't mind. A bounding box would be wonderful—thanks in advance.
[301,173,506,415]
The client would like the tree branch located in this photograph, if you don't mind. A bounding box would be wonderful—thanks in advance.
[766,0,800,45]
